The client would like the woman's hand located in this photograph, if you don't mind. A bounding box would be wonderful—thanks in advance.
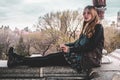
[60,44,69,53]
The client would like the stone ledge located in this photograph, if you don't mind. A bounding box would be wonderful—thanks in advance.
[0,51,120,80]
[0,66,87,80]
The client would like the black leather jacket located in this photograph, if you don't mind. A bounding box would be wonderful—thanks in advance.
[64,24,104,70]
[66,24,104,53]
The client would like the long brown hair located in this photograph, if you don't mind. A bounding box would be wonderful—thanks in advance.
[81,5,99,38]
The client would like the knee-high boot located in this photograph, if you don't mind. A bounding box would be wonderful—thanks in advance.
[7,47,24,68]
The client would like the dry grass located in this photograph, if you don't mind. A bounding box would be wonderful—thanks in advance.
[104,27,120,53]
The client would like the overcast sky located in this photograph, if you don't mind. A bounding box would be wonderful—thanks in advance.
[0,0,120,30]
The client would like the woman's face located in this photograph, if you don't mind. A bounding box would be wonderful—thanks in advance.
[83,8,92,22]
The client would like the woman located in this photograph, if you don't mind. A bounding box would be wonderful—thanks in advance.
[7,5,104,78]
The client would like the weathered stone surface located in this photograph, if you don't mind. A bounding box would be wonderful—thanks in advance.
[0,67,40,78]
[0,66,87,80]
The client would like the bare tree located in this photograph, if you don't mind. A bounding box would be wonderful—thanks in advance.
[36,10,83,41]
[0,26,19,59]
[31,30,59,56]
[32,10,83,55]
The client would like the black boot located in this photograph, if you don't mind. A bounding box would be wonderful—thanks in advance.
[88,69,99,79]
[7,47,24,68]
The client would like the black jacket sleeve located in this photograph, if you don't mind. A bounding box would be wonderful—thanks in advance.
[65,39,81,47]
[65,42,75,47]
[69,24,104,52]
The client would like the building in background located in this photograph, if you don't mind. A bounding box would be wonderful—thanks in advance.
[92,0,106,20]
[117,11,120,27]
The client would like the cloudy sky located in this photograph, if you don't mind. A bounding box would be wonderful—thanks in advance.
[0,0,120,30]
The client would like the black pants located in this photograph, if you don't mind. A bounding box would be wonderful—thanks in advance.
[22,52,70,67]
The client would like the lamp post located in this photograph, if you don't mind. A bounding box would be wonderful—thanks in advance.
[92,0,106,20]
